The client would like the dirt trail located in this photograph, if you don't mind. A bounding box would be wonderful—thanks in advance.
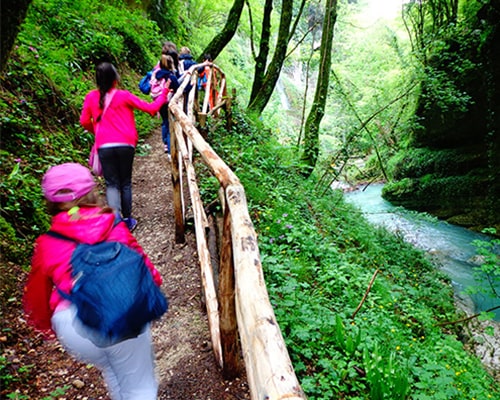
[2,130,249,400]
[129,131,250,399]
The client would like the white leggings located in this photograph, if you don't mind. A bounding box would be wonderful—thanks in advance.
[51,306,158,400]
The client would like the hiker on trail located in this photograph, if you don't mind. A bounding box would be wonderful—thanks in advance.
[23,162,164,400]
[155,54,180,157]
[197,54,212,92]
[80,62,168,231]
[197,54,217,110]
[178,46,197,113]
[179,46,197,77]
[161,40,180,77]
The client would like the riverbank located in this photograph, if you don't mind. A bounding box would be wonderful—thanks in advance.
[461,312,500,381]
[342,182,500,380]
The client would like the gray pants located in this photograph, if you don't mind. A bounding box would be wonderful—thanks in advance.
[52,306,158,400]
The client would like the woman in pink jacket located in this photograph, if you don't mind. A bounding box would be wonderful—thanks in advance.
[80,62,167,231]
[23,162,163,400]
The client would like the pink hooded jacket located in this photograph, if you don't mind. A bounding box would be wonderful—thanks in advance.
[23,206,162,335]
[80,89,166,149]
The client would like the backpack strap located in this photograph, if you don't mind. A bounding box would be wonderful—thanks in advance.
[45,230,75,242]
[45,215,122,299]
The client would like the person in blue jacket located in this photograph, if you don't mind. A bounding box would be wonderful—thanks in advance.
[178,47,198,113]
[156,54,179,156]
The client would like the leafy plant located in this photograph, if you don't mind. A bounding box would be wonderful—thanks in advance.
[363,344,409,400]
[466,228,500,321]
[41,385,70,400]
[202,106,500,399]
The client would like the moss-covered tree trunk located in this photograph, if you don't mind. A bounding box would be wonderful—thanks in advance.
[246,0,306,116]
[300,0,337,176]
[248,0,273,103]
[201,0,246,60]
[1,0,32,72]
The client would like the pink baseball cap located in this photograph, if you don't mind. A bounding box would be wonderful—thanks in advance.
[42,163,96,202]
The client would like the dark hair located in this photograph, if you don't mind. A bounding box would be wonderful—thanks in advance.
[203,54,213,62]
[161,41,179,70]
[96,62,119,110]
[161,41,177,54]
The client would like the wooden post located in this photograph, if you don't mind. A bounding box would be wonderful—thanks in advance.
[202,66,212,114]
[218,202,239,379]
[226,184,306,400]
[170,116,185,244]
[168,68,306,399]
[172,119,223,368]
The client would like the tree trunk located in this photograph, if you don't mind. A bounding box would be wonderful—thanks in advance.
[201,0,246,60]
[246,0,306,116]
[1,0,33,72]
[248,0,273,102]
[300,0,338,176]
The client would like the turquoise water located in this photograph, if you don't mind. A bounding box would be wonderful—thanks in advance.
[344,183,500,321]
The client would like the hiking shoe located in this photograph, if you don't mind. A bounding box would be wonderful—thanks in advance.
[167,154,172,162]
[124,217,137,232]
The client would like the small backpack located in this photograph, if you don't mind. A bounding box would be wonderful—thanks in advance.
[138,70,153,95]
[150,70,170,99]
[48,230,168,347]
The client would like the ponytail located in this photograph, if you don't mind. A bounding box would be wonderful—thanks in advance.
[95,62,119,114]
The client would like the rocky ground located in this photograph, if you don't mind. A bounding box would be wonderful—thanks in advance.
[1,132,250,399]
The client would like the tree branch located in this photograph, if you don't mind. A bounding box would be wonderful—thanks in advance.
[351,269,380,320]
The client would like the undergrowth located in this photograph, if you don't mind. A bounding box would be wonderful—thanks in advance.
[205,105,500,399]
[0,0,165,269]
[1,1,499,398]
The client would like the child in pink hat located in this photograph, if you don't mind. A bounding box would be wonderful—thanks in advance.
[24,162,163,400]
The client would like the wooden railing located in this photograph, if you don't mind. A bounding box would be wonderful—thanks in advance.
[167,63,306,400]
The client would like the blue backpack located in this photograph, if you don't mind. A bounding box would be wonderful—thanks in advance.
[48,231,168,347]
[138,70,153,95]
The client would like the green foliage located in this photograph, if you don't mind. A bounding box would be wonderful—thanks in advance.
[388,147,484,180]
[23,0,161,75]
[41,386,70,400]
[363,344,409,400]
[0,0,169,300]
[466,228,500,317]
[4,384,71,400]
[203,106,500,399]
[2,1,499,398]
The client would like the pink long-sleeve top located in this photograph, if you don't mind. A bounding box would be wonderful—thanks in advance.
[23,206,163,335]
[80,89,167,149]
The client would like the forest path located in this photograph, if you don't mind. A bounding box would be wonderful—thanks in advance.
[132,130,249,399]
[2,129,250,400]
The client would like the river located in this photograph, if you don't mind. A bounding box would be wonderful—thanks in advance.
[343,183,500,321]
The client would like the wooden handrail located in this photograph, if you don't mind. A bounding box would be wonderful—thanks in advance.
[168,64,306,400]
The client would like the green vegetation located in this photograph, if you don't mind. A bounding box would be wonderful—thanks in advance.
[382,0,500,232]
[1,0,499,398]
[205,107,499,399]
[1,0,165,268]
[467,228,500,324]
